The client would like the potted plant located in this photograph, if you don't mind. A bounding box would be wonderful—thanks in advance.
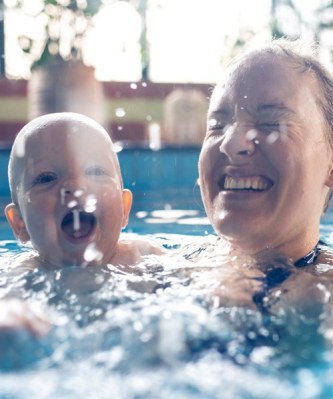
[8,0,105,123]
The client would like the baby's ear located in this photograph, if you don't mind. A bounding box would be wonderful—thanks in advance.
[5,203,30,243]
[121,189,133,228]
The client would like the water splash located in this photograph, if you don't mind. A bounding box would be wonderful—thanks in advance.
[83,243,103,263]
[72,210,80,231]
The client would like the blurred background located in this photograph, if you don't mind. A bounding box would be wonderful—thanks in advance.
[0,0,332,147]
[1,0,333,234]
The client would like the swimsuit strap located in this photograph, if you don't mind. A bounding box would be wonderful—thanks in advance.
[253,242,321,311]
[294,241,321,268]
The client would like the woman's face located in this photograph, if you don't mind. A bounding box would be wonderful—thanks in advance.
[198,54,333,259]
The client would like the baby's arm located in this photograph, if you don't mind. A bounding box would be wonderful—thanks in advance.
[111,235,166,268]
[0,298,51,337]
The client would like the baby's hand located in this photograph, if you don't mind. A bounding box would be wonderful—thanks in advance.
[0,299,51,338]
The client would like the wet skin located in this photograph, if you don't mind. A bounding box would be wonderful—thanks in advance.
[199,54,333,261]
[6,117,131,268]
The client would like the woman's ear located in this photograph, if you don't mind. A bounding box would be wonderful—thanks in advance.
[325,157,333,187]
[121,189,133,228]
[5,203,30,243]
[326,170,333,188]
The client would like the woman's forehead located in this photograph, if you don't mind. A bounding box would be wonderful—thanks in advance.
[210,53,318,110]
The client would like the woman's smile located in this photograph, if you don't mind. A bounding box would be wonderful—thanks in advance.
[219,175,273,191]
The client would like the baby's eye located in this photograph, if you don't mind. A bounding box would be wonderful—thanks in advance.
[86,165,109,177]
[32,171,57,185]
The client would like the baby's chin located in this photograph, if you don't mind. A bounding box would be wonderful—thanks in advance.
[38,250,103,269]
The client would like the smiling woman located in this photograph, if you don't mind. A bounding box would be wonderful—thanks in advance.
[197,39,333,267]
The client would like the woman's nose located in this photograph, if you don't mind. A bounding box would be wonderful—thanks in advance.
[219,122,257,161]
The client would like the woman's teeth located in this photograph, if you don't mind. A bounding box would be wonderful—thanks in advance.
[223,176,270,191]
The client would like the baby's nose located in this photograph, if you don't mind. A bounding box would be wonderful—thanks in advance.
[60,180,86,204]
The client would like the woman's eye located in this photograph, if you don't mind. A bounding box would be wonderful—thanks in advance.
[32,172,57,185]
[256,122,280,133]
[86,165,108,176]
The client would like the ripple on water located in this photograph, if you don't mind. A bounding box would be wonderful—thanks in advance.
[0,235,332,398]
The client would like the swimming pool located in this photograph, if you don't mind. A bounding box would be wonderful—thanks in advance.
[0,145,212,237]
[1,146,333,398]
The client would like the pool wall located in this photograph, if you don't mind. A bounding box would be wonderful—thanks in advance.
[0,144,203,216]
[0,79,211,145]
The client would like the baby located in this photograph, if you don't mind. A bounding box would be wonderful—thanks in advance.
[0,112,165,336]
[5,112,163,270]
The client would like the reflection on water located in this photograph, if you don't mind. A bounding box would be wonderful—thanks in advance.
[0,234,333,398]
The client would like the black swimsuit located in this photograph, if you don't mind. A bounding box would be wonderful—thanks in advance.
[183,238,322,310]
[252,242,322,310]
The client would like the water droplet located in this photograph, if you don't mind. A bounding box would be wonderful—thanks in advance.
[25,192,31,203]
[148,122,161,151]
[67,200,78,208]
[60,188,66,204]
[246,129,258,141]
[83,243,103,263]
[115,108,126,118]
[141,82,147,87]
[133,321,143,331]
[84,195,97,213]
[74,189,84,198]
[15,136,26,158]
[73,210,80,231]
[117,126,123,131]
[113,143,123,153]
[130,83,137,89]
[266,131,279,144]
[136,211,148,219]
[208,118,217,128]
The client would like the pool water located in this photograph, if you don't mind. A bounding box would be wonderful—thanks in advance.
[0,220,333,398]
[1,147,333,398]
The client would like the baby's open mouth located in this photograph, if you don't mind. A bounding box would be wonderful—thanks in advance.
[218,176,273,192]
[61,210,96,240]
